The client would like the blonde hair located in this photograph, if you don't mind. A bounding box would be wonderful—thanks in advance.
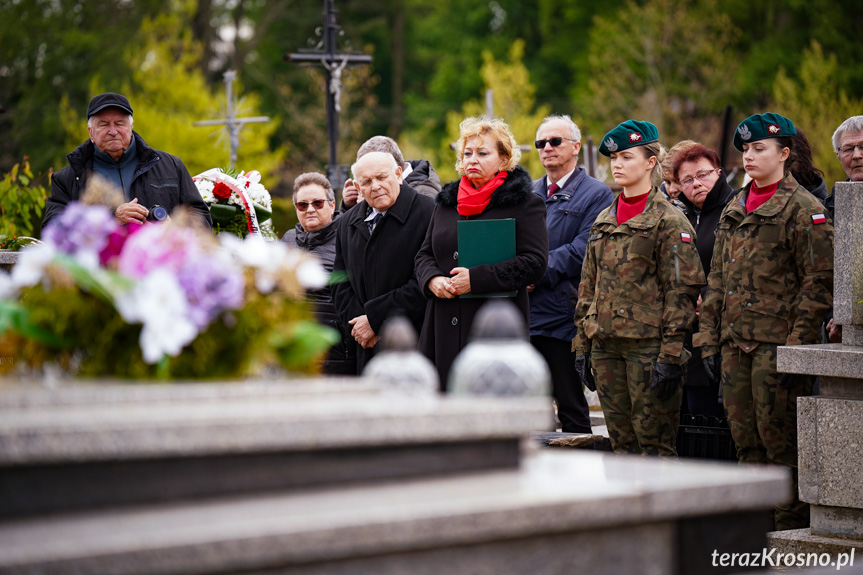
[455,116,521,175]
[640,141,666,187]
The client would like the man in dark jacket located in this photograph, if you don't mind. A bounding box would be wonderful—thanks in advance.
[822,115,863,342]
[332,151,435,373]
[673,143,736,417]
[44,92,212,230]
[529,115,614,433]
[340,136,441,210]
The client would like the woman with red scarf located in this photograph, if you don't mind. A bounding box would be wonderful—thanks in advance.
[416,116,548,389]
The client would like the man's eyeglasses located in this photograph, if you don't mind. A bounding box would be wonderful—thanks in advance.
[534,137,578,149]
[296,199,328,211]
[839,144,863,156]
[680,168,721,189]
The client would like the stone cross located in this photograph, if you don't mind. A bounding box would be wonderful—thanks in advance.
[193,70,269,167]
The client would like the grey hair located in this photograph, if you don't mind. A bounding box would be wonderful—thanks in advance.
[292,172,335,202]
[357,136,406,168]
[87,114,133,129]
[536,115,581,142]
[832,115,863,152]
[351,151,399,180]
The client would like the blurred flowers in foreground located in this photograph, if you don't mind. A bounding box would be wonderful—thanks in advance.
[0,193,336,379]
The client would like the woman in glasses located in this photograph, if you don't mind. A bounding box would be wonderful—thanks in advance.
[283,172,355,374]
[573,120,704,456]
[672,143,737,417]
[415,116,548,388]
[694,113,833,530]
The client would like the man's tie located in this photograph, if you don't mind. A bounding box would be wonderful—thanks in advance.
[369,212,382,234]
[547,182,560,199]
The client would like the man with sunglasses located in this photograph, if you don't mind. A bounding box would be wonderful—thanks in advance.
[529,115,613,433]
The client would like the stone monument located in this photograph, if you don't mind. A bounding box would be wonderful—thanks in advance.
[772,180,863,559]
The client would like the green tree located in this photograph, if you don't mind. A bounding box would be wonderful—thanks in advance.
[0,0,164,172]
[59,8,286,186]
[578,0,739,150]
[772,41,862,186]
[427,40,550,183]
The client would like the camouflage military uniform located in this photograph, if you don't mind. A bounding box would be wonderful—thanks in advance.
[574,187,705,455]
[694,173,833,529]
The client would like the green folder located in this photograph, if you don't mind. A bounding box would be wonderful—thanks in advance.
[457,218,517,298]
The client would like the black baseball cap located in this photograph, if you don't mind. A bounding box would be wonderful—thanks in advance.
[87,93,134,119]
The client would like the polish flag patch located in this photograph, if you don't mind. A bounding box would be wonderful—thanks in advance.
[681,232,692,243]
[811,213,827,224]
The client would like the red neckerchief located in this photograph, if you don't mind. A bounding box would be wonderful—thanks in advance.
[617,190,650,225]
[457,171,508,216]
[746,180,780,213]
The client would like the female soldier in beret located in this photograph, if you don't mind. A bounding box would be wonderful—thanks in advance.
[694,112,833,530]
[573,120,705,456]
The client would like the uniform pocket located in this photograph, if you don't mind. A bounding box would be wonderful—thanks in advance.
[630,233,655,258]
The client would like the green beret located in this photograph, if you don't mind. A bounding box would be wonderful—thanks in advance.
[733,113,796,151]
[598,120,659,157]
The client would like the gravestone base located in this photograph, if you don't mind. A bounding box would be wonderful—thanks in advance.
[772,344,863,564]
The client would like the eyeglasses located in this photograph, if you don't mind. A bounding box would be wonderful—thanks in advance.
[680,168,720,189]
[295,199,328,211]
[839,144,863,156]
[534,137,578,149]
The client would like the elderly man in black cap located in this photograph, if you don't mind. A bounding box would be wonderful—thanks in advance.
[43,92,212,229]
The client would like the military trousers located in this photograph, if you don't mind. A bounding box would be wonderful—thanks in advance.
[592,338,682,456]
[721,342,814,530]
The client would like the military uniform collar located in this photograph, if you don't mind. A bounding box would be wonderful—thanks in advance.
[600,186,664,229]
[729,172,796,220]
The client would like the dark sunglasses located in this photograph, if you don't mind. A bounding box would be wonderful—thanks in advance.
[534,137,578,149]
[296,199,328,211]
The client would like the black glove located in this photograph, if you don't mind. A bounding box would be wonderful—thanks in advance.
[703,354,721,386]
[651,362,683,400]
[575,354,596,392]
[779,372,799,390]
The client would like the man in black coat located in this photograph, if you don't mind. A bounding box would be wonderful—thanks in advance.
[44,92,211,230]
[332,151,435,373]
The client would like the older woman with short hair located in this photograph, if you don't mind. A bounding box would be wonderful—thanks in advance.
[283,172,355,375]
[415,116,548,388]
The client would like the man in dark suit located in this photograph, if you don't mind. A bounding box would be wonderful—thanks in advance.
[332,151,435,373]
[529,115,614,433]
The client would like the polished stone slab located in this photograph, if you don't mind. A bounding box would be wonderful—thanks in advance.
[0,381,554,516]
[0,450,789,575]
[0,383,553,464]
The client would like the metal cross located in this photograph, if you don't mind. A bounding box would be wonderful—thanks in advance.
[285,0,372,191]
[193,70,270,167]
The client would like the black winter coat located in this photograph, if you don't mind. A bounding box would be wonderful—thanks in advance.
[332,183,435,373]
[44,132,212,230]
[677,172,736,393]
[283,214,356,375]
[415,166,548,388]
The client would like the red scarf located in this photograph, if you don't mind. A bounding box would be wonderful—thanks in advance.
[616,190,650,225]
[746,180,779,213]
[457,171,508,216]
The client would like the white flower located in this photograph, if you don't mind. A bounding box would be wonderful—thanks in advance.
[116,268,189,324]
[12,243,57,288]
[297,258,328,289]
[0,272,17,300]
[115,269,200,363]
[139,315,198,364]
